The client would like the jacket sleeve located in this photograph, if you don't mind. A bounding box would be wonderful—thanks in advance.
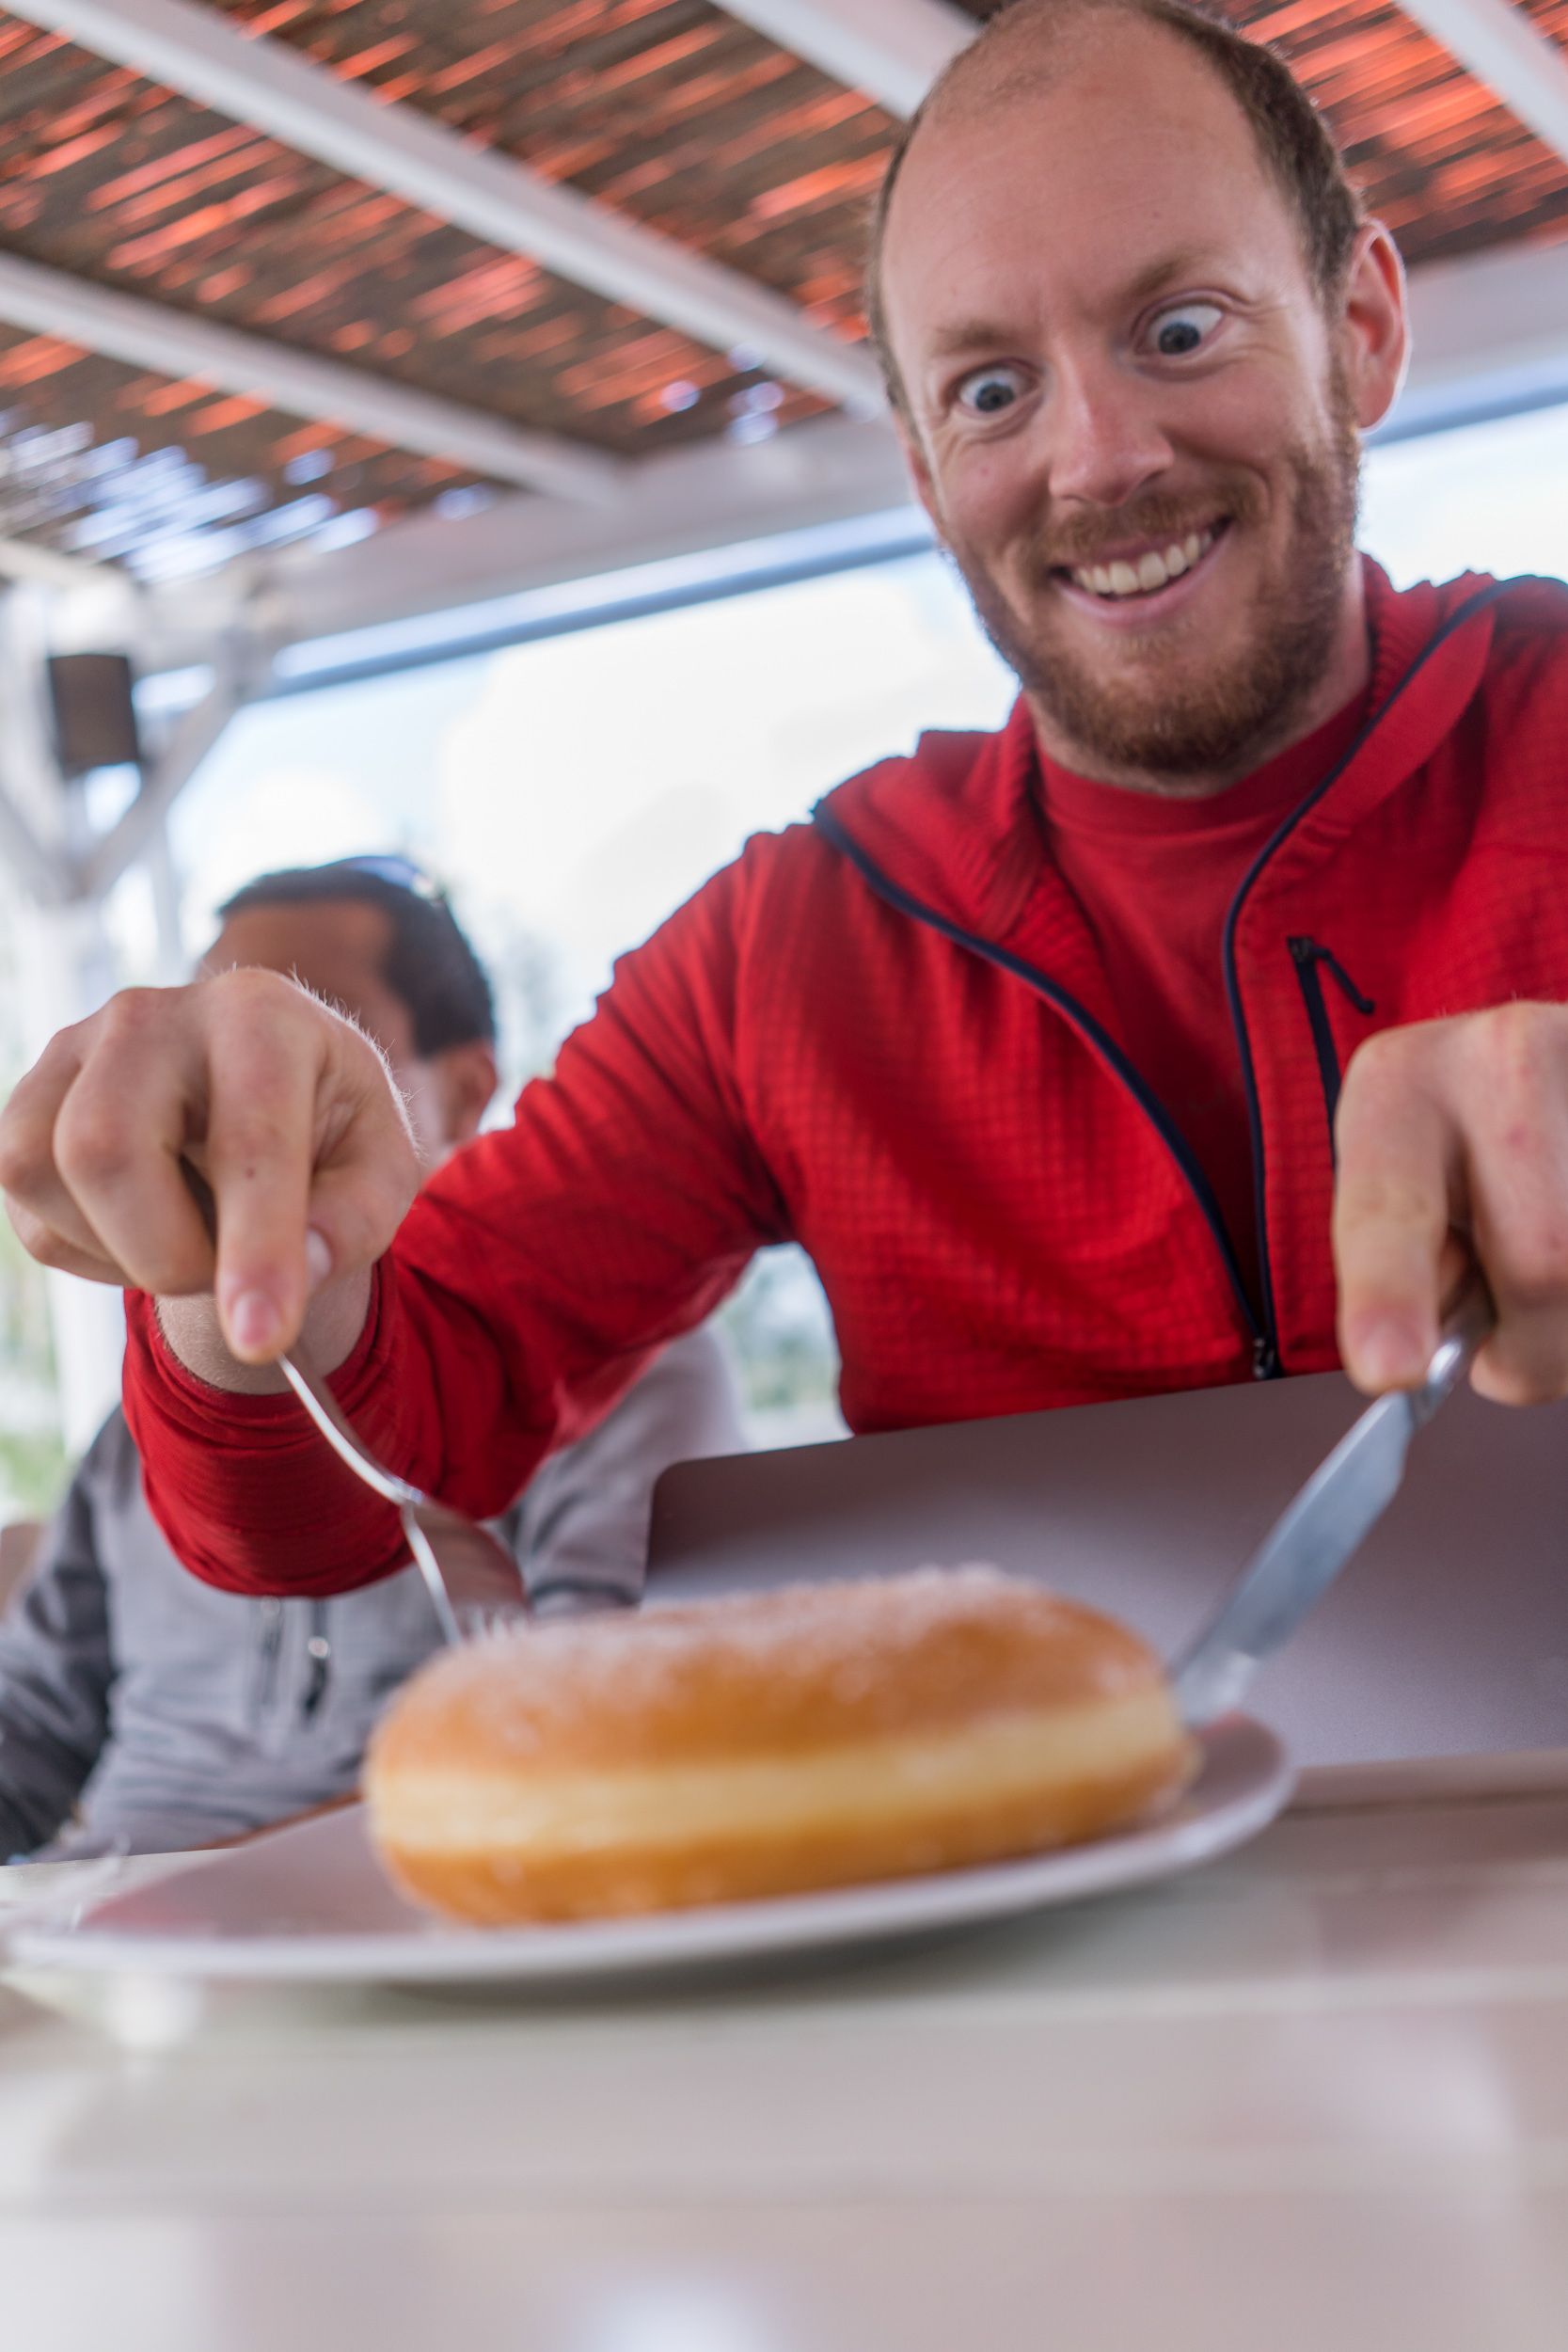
[0,1427,116,1858]
[504,1325,747,1607]
[125,850,787,1598]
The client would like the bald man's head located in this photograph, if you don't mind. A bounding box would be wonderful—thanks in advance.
[860,0,1409,794]
[867,0,1360,410]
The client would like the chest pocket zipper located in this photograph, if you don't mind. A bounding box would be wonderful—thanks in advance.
[1287,937,1375,1159]
[250,1597,283,1723]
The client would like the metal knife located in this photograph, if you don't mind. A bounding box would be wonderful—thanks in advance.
[1172,1281,1496,1726]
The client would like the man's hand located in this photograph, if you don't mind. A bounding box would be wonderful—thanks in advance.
[1334,1002,1568,1404]
[0,970,420,1371]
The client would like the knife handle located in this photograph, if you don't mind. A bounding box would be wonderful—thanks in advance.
[1412,1272,1495,1428]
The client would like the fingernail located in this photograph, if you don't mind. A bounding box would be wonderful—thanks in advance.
[227,1289,279,1358]
[305,1229,333,1293]
[1352,1317,1423,1390]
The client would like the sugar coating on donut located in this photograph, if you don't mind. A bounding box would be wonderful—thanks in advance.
[371,1564,1170,1772]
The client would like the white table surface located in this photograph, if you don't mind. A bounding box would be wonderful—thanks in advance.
[4,1751,1568,2352]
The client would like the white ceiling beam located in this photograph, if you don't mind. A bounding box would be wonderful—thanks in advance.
[0,532,112,591]
[713,0,973,118]
[13,0,884,414]
[1395,0,1568,167]
[0,247,623,502]
[137,412,920,659]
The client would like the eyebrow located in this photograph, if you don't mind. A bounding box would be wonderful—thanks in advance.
[1122,246,1226,303]
[921,248,1231,363]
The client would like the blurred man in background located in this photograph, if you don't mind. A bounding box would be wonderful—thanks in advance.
[0,858,743,1858]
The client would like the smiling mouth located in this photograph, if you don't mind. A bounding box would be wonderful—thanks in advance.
[1053,521,1226,601]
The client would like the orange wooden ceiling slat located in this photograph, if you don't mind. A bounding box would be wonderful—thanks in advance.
[19,123,121,179]
[334,35,420,82]
[424,37,531,95]
[88,125,261,211]
[0,332,86,385]
[244,4,317,36]
[104,175,306,273]
[198,263,251,300]
[707,86,882,173]
[582,23,726,95]
[188,391,270,431]
[748,153,890,225]
[100,142,284,227]
[270,417,345,458]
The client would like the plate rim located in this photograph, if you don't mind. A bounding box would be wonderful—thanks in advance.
[8,1714,1292,1985]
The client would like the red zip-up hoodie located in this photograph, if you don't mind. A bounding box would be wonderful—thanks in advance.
[126,564,1568,1596]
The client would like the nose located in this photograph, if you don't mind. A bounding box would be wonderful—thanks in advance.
[1045,354,1174,512]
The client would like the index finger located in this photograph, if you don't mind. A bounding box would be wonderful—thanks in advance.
[204,980,420,1362]
[201,987,334,1360]
[1332,1036,1458,1392]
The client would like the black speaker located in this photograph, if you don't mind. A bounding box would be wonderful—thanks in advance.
[47,651,143,781]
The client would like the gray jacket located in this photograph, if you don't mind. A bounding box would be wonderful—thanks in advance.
[0,1329,743,1859]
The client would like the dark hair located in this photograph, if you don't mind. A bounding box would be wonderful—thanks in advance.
[216,855,497,1057]
[865,0,1362,405]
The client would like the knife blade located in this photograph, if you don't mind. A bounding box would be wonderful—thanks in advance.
[1172,1281,1495,1726]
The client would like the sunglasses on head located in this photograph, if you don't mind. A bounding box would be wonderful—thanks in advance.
[326,852,448,904]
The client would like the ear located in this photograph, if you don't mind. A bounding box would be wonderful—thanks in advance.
[894,408,945,543]
[1338,220,1408,434]
[430,1041,499,1152]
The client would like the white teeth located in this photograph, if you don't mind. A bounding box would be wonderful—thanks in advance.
[1069,525,1217,600]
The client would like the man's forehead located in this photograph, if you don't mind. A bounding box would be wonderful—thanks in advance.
[898,6,1219,152]
[208,896,390,972]
[885,20,1272,254]
[879,29,1293,358]
[204,898,414,1053]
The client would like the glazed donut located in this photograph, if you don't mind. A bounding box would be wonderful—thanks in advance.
[363,1565,1197,1924]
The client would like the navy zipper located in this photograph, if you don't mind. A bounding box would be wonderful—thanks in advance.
[1288,938,1375,1156]
[301,1602,332,1721]
[815,579,1510,1382]
[811,800,1266,1358]
[251,1597,283,1721]
[1220,580,1508,1373]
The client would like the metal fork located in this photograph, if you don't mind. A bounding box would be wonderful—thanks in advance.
[276,1348,529,1645]
[181,1165,580,1643]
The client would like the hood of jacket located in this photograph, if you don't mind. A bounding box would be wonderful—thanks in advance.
[813,563,1568,943]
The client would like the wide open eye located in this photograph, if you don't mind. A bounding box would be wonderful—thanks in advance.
[1148,301,1224,358]
[955,364,1028,418]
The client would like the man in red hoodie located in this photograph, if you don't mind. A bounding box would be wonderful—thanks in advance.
[4,0,1568,1597]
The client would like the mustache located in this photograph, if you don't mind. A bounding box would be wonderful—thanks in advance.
[1033,479,1267,573]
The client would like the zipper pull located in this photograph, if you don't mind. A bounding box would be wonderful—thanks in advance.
[1288,936,1374,1014]
[301,1608,332,1720]
[1252,1333,1280,1379]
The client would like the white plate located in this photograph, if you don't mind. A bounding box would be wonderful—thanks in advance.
[6,1715,1291,1987]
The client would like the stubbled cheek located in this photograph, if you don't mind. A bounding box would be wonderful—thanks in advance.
[943,484,1043,562]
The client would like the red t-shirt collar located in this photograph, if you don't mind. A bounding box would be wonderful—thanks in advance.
[1035,681,1376,847]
